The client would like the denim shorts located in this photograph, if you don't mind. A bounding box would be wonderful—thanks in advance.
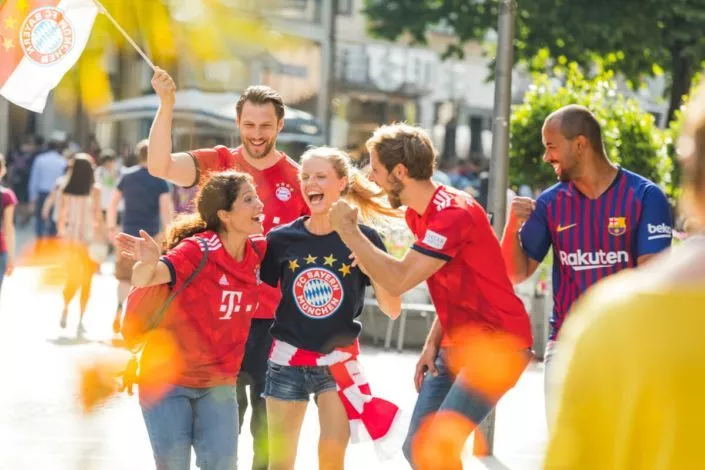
[263,361,337,402]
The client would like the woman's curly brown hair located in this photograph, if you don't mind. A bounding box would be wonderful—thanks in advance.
[165,171,253,250]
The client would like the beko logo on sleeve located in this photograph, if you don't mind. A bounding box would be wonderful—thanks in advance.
[647,223,672,240]
[423,230,447,250]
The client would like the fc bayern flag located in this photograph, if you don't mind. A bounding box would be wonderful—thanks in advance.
[0,0,98,112]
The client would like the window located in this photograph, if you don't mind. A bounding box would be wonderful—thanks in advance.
[337,0,353,15]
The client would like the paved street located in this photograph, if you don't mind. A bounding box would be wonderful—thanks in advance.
[0,231,548,469]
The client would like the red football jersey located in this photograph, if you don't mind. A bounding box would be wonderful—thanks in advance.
[405,185,532,349]
[156,231,267,387]
[189,145,309,319]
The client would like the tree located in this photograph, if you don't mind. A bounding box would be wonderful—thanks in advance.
[363,0,705,124]
[665,70,704,200]
[510,66,673,194]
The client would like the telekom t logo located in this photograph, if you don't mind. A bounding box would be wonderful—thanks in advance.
[218,290,253,320]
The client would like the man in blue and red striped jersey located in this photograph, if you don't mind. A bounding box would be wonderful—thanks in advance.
[500,104,672,420]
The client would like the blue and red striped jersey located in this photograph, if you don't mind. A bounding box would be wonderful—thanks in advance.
[520,168,672,340]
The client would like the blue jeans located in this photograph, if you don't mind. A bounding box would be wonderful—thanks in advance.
[140,384,239,470]
[236,319,273,470]
[403,349,502,468]
[543,340,558,427]
[263,361,337,402]
[35,191,57,238]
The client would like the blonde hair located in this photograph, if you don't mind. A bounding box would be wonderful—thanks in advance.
[678,81,705,227]
[300,147,401,223]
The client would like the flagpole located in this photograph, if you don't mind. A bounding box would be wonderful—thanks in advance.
[91,0,156,71]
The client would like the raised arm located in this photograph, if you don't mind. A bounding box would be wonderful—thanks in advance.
[147,67,198,187]
[501,197,545,284]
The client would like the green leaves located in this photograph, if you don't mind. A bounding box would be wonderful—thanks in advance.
[363,0,497,59]
[363,0,705,123]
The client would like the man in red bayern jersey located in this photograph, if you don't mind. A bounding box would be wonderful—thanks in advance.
[146,67,308,470]
[329,123,532,469]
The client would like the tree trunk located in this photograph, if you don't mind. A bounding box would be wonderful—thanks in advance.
[667,48,692,125]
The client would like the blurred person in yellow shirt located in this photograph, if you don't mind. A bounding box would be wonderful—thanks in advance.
[544,80,705,469]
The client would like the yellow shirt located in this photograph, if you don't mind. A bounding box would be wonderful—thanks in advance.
[544,270,705,470]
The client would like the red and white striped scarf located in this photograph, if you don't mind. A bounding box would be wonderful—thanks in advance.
[269,339,404,460]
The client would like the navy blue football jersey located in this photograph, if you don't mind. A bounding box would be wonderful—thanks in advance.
[260,217,387,353]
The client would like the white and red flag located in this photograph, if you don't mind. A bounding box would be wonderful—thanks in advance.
[0,0,98,112]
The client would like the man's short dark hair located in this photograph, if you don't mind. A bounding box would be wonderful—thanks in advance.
[546,105,606,155]
[136,139,149,163]
[236,86,285,121]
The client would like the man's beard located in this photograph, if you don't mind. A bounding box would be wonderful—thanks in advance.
[243,137,276,159]
[387,174,404,208]
[557,162,575,182]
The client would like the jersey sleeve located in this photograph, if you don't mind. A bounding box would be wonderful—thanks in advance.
[160,238,203,289]
[411,207,472,261]
[259,231,281,288]
[2,188,18,207]
[157,178,170,195]
[519,197,552,262]
[116,173,127,192]
[635,185,673,258]
[186,148,222,188]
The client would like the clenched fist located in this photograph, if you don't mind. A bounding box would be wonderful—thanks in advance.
[508,197,535,225]
[329,200,359,234]
[151,67,176,104]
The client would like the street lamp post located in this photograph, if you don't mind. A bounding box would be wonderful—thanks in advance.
[318,0,337,145]
[474,0,516,457]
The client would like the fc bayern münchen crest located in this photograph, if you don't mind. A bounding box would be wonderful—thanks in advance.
[21,7,75,66]
[292,267,344,319]
[608,216,627,236]
[275,182,293,202]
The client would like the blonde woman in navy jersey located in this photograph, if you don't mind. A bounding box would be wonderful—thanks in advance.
[260,148,402,470]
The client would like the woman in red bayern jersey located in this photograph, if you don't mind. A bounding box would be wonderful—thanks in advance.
[115,171,266,470]
[146,68,308,470]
